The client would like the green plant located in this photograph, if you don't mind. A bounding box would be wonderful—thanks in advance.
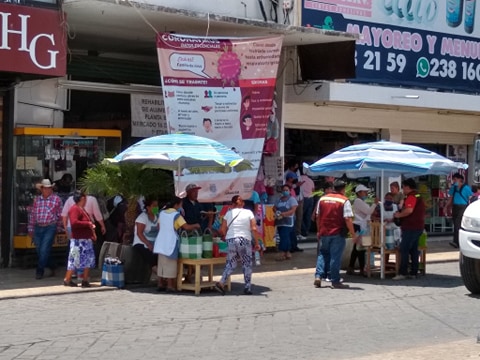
[78,161,174,243]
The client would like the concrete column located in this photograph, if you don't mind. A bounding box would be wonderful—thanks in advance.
[380,128,402,142]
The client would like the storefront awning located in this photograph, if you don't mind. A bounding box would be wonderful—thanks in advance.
[63,0,358,57]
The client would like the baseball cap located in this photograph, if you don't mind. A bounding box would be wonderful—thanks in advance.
[185,183,202,192]
[35,179,53,190]
[355,184,370,193]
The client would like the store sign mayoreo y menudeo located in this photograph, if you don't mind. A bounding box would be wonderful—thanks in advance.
[0,3,66,76]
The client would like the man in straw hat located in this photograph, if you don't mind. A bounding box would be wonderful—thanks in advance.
[28,179,63,279]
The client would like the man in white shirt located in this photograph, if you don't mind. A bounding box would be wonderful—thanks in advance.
[301,173,315,237]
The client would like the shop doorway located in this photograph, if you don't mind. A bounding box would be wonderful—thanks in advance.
[284,128,378,170]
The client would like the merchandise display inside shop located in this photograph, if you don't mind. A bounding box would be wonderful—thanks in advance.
[12,128,121,256]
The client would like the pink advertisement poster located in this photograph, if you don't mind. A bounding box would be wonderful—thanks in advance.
[157,33,283,202]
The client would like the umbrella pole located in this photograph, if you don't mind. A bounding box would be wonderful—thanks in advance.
[176,161,181,196]
[380,170,385,280]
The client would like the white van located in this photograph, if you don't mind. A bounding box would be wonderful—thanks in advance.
[459,200,480,294]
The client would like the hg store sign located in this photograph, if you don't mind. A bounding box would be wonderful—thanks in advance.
[0,4,66,76]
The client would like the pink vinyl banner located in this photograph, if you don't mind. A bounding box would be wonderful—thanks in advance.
[157,33,283,202]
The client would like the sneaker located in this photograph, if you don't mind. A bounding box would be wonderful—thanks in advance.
[81,280,91,288]
[313,278,322,288]
[392,274,407,280]
[325,277,343,283]
[243,288,253,295]
[297,235,307,241]
[331,282,350,289]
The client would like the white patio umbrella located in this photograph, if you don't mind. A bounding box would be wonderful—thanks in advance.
[303,140,467,279]
[112,133,249,193]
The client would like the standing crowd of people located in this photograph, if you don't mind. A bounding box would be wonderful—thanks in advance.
[27,165,471,293]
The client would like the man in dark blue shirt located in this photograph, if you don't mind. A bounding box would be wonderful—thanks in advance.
[182,183,215,231]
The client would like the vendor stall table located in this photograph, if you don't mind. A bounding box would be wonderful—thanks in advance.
[177,257,231,295]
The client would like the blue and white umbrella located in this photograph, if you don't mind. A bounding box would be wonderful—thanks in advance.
[303,140,467,279]
[303,141,466,179]
[113,133,245,170]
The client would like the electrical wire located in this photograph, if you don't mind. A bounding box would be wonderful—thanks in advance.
[126,0,159,35]
[283,8,291,25]
[126,0,212,51]
[270,0,278,23]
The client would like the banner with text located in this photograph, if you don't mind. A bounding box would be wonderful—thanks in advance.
[130,93,168,137]
[302,0,480,93]
[157,33,283,202]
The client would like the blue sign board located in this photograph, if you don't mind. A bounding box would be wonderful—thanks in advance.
[302,0,480,94]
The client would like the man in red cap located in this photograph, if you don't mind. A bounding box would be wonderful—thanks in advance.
[182,183,203,226]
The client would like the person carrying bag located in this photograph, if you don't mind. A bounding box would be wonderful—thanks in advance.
[153,196,200,292]
[214,195,261,296]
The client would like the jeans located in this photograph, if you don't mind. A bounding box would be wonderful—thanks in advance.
[32,224,57,276]
[315,237,330,279]
[301,197,314,236]
[289,225,298,251]
[398,229,423,276]
[452,204,467,246]
[277,226,292,252]
[315,235,346,283]
[295,200,303,236]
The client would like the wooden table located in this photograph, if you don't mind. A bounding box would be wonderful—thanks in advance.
[176,257,231,295]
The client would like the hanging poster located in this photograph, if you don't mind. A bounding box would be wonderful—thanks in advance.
[130,93,167,137]
[157,32,283,202]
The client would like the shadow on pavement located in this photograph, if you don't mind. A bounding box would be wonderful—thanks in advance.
[0,239,460,295]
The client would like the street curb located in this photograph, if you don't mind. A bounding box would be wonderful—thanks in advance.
[0,283,117,301]
[0,251,459,300]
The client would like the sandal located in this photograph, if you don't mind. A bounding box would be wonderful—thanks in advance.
[63,279,78,287]
[275,256,286,261]
[214,282,225,295]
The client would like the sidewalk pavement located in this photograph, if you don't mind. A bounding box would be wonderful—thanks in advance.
[0,236,459,300]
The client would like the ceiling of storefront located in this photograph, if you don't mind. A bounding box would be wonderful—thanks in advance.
[62,0,357,58]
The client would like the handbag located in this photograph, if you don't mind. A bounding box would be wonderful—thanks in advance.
[97,241,123,269]
[101,257,125,288]
[202,228,213,258]
[179,230,203,259]
[274,203,294,227]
